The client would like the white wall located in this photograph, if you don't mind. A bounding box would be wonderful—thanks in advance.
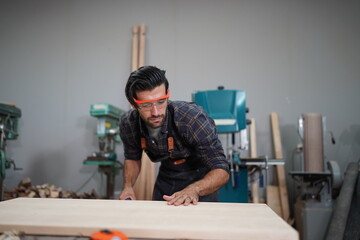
[1,0,359,202]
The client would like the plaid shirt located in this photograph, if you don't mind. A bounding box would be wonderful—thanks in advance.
[119,101,229,172]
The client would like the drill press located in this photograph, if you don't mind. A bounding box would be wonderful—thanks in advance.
[83,103,125,199]
[0,103,22,201]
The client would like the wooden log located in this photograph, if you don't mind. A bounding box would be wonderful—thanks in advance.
[19,177,32,188]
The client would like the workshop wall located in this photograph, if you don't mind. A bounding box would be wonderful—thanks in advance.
[1,0,359,201]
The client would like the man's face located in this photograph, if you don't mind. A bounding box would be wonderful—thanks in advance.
[134,84,168,129]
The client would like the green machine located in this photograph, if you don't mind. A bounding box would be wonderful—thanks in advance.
[83,103,125,199]
[0,103,22,201]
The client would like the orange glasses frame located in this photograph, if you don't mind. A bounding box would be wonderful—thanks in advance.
[133,91,170,104]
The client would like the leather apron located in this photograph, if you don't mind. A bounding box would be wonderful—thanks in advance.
[140,108,218,202]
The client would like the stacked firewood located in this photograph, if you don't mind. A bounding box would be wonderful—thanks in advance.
[4,178,102,200]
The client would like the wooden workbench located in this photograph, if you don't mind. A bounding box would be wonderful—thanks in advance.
[0,198,298,240]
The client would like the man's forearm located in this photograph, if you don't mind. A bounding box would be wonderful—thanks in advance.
[123,159,141,188]
[190,168,229,196]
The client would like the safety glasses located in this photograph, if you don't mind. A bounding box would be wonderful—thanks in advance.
[133,91,170,110]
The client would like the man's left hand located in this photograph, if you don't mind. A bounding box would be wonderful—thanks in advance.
[163,186,200,206]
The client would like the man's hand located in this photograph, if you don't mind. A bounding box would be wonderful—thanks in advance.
[118,186,136,200]
[163,185,200,206]
[163,168,229,206]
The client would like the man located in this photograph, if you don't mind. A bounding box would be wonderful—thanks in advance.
[118,66,229,206]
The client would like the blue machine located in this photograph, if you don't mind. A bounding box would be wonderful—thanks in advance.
[193,87,249,203]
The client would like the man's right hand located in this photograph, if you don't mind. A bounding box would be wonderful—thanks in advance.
[118,186,136,200]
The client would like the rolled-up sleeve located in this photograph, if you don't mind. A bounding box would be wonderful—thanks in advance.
[119,111,142,161]
[176,103,229,172]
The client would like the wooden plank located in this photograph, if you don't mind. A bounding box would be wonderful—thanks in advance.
[249,118,257,158]
[270,112,290,223]
[131,24,139,72]
[270,112,283,159]
[138,24,146,68]
[133,151,155,200]
[276,164,290,222]
[266,185,283,218]
[0,198,299,240]
[249,118,259,203]
[130,23,155,201]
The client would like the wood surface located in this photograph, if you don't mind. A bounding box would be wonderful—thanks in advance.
[270,112,290,222]
[0,198,298,240]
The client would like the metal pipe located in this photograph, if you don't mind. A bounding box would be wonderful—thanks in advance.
[325,162,359,240]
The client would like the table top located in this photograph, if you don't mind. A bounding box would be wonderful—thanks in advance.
[0,198,298,240]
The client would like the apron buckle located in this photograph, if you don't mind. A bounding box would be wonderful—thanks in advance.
[172,159,186,165]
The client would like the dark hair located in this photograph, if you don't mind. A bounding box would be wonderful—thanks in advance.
[125,66,169,107]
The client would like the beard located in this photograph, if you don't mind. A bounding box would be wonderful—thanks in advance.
[145,114,166,129]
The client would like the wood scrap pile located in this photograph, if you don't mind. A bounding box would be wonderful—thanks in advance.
[4,178,102,200]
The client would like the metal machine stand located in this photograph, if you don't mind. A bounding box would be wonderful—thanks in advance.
[291,172,333,240]
[0,103,22,201]
[83,159,121,199]
[290,113,342,240]
[83,103,125,199]
[219,155,284,203]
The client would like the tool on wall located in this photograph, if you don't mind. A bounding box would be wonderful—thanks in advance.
[0,103,22,201]
[130,24,156,201]
[290,113,342,240]
[83,103,125,199]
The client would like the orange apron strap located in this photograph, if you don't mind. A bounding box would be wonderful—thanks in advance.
[168,137,174,151]
[141,137,146,149]
[172,159,186,165]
